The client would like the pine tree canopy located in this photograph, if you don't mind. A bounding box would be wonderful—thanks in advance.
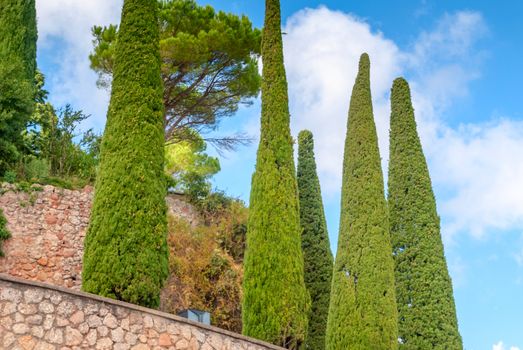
[242,0,310,348]
[82,0,169,308]
[388,77,462,350]
[89,0,261,149]
[326,53,398,350]
[297,130,333,350]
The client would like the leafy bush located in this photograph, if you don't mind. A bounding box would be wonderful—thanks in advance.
[165,131,220,200]
[22,156,49,181]
[0,209,11,257]
[161,193,248,332]
[26,104,100,182]
[3,171,17,184]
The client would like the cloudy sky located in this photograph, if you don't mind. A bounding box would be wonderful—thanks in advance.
[36,1,523,349]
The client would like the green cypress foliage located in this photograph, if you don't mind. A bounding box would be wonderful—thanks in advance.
[388,78,462,349]
[297,130,333,350]
[0,0,37,81]
[82,0,168,308]
[0,209,11,257]
[326,53,398,350]
[0,0,37,173]
[242,0,310,347]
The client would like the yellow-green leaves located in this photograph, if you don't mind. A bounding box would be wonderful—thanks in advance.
[326,54,398,350]
[242,0,310,348]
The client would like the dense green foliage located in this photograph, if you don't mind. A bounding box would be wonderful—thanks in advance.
[82,0,169,308]
[89,0,261,147]
[165,131,220,200]
[26,103,100,181]
[0,208,10,257]
[4,72,101,188]
[0,0,37,175]
[0,0,37,82]
[297,130,333,350]
[242,0,310,348]
[0,62,33,175]
[326,54,398,350]
[388,78,462,349]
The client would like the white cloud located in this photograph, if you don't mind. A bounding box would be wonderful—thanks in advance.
[36,0,123,130]
[494,341,504,350]
[282,6,523,242]
[283,6,403,194]
[493,341,521,350]
[35,2,523,243]
[431,120,523,239]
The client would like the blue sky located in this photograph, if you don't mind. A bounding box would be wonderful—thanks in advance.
[35,1,523,349]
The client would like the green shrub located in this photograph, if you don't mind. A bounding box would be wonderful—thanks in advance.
[0,209,11,257]
[163,202,246,332]
[3,170,17,184]
[23,156,49,181]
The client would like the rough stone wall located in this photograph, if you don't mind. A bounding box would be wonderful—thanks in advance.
[0,185,201,291]
[166,194,200,228]
[0,274,282,350]
[0,185,92,290]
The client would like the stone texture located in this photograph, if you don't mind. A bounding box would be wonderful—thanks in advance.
[64,326,83,346]
[0,277,281,350]
[0,186,199,293]
[0,183,279,349]
[0,185,91,291]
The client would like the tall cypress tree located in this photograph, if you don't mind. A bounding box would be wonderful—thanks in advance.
[82,0,168,308]
[326,53,398,350]
[0,0,37,81]
[242,0,310,348]
[388,78,462,349]
[0,0,37,173]
[297,130,333,350]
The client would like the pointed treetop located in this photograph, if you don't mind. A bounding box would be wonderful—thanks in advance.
[359,52,370,72]
[298,129,313,147]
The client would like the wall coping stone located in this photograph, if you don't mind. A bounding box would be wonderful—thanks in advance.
[0,273,284,350]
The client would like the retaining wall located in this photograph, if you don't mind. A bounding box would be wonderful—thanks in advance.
[0,274,282,350]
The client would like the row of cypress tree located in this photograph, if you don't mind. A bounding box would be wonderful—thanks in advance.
[324,54,463,349]
[242,1,462,348]
[8,0,460,347]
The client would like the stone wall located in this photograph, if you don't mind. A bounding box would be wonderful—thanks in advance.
[0,185,92,290]
[0,184,201,290]
[0,274,282,350]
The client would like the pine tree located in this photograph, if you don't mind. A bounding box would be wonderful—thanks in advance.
[242,0,310,348]
[0,0,37,173]
[82,0,168,309]
[388,78,462,350]
[297,130,333,350]
[326,53,398,350]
